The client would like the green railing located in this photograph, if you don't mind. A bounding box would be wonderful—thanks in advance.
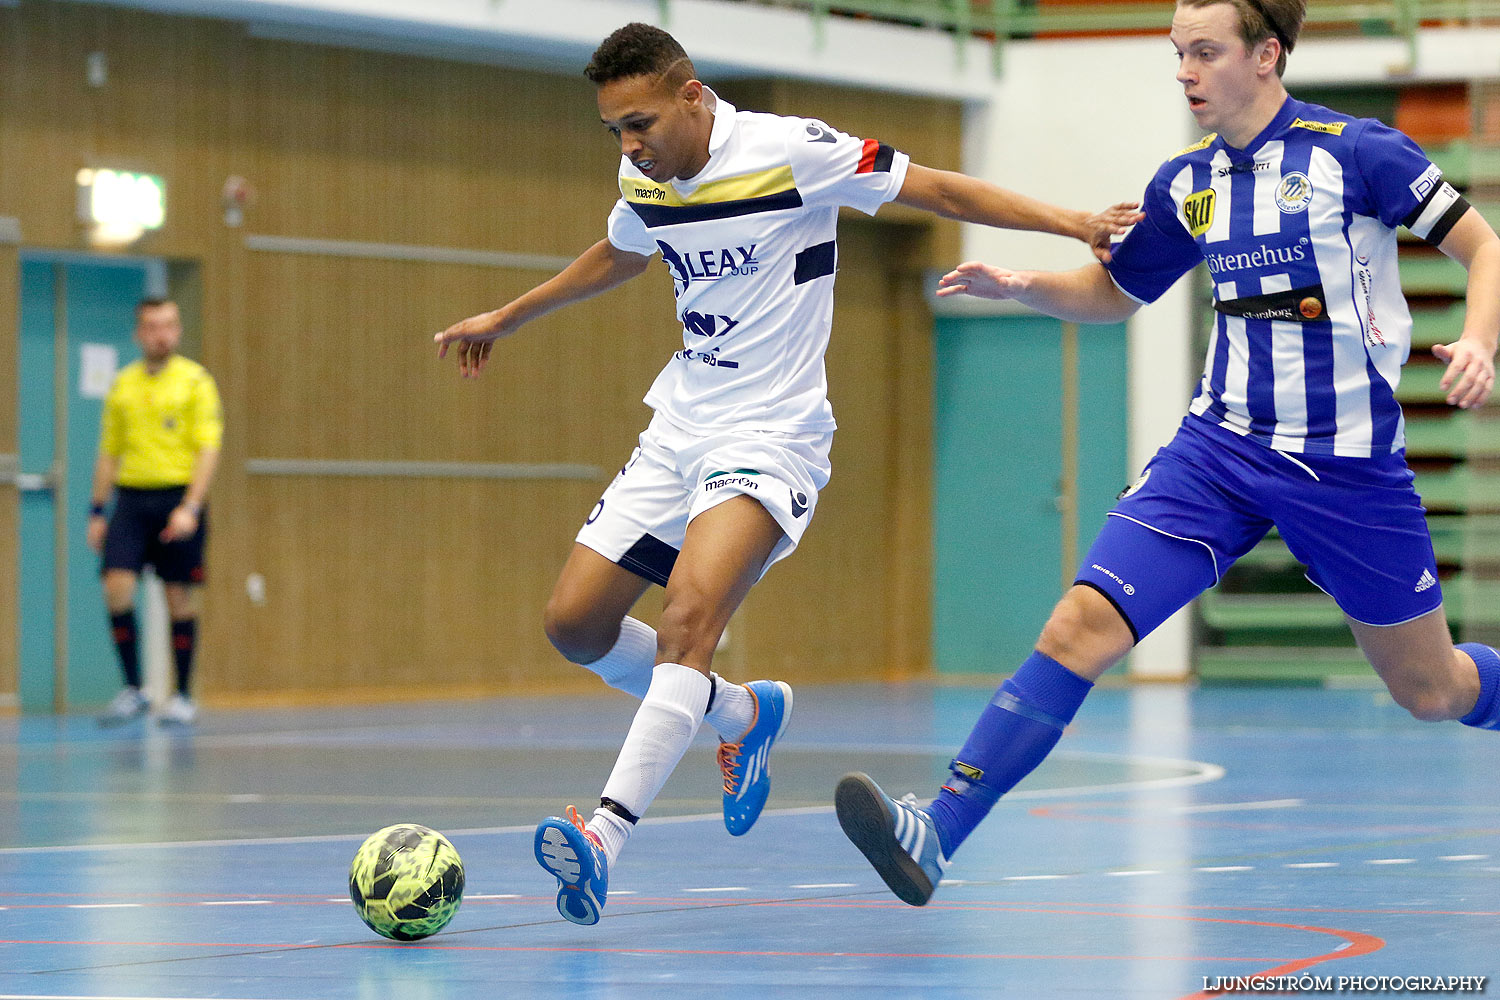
[720,1,1500,73]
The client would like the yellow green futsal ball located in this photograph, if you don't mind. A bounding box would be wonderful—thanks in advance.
[349,824,465,941]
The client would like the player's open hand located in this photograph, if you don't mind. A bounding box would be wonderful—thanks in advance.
[936,261,1027,301]
[434,309,511,379]
[1083,201,1143,264]
[1433,338,1497,409]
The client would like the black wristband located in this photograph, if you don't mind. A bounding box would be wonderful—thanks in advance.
[89,503,106,518]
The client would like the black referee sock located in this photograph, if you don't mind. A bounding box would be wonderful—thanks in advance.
[171,618,197,696]
[110,610,141,688]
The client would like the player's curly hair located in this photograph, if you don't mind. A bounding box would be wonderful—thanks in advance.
[1180,0,1307,77]
[585,23,696,88]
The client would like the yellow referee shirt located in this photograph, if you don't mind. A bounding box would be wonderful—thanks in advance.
[100,355,224,489]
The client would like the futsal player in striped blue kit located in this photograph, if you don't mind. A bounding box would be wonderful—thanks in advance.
[836,0,1500,906]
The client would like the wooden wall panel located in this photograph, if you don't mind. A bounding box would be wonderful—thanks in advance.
[0,0,958,702]
[733,219,933,683]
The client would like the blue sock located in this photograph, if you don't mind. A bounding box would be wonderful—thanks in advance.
[1458,643,1500,730]
[927,651,1093,857]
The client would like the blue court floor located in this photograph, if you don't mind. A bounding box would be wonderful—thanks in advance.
[2,680,1498,998]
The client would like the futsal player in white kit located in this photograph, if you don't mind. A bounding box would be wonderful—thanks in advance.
[435,22,1141,925]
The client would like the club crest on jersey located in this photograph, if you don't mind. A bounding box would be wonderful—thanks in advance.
[1182,190,1216,237]
[1275,172,1314,214]
[1117,468,1151,500]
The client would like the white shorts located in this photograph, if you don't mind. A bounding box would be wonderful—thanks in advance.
[576,412,833,586]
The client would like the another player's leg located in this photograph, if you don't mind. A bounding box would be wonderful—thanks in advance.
[838,518,1217,905]
[537,495,782,924]
[98,568,148,725]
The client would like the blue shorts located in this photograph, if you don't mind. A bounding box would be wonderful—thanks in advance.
[1076,417,1441,641]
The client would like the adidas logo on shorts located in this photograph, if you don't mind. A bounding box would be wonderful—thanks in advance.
[1414,569,1437,593]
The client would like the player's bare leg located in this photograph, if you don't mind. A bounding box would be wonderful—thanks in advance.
[1349,609,1482,721]
[544,543,655,681]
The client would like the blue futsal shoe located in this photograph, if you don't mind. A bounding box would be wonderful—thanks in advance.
[719,680,794,836]
[534,806,608,926]
[835,772,950,906]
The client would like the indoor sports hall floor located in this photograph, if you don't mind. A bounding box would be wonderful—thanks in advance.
[3,680,1498,998]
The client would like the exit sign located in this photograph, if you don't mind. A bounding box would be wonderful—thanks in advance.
[76,168,165,240]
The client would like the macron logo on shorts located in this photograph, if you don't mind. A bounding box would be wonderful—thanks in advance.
[1415,569,1437,593]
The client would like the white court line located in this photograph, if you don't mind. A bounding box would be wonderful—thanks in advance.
[0,751,1225,856]
[1104,870,1160,877]
[199,900,271,906]
[64,903,142,910]
[1441,854,1489,861]
[1286,862,1339,868]
[1196,866,1254,872]
[0,996,280,1000]
[680,887,747,893]
[1366,858,1414,865]
[791,883,856,889]
[1002,874,1068,881]
[1174,798,1304,814]
[465,894,520,899]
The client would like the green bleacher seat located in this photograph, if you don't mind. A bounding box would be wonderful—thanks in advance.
[1402,412,1500,458]
[1397,363,1450,403]
[1398,252,1467,295]
[1409,302,1467,350]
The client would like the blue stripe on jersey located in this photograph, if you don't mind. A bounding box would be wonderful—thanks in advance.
[1368,355,1401,452]
[1228,156,1278,436]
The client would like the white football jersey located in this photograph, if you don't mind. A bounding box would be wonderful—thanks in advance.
[606,89,910,434]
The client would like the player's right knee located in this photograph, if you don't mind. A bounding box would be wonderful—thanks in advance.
[1035,589,1132,679]
[541,602,614,664]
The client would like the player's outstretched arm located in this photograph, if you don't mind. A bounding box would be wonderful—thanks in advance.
[893,164,1142,264]
[435,238,652,378]
[936,261,1139,324]
[1432,208,1500,409]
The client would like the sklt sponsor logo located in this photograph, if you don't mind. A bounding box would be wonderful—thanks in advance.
[1183,189,1216,237]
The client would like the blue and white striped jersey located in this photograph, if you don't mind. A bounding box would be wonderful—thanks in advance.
[1107,97,1468,457]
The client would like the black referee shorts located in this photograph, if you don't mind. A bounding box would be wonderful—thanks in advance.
[101,486,208,584]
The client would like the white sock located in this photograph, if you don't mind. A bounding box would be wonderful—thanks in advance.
[580,616,657,698]
[586,808,633,868]
[598,663,711,827]
[705,676,756,740]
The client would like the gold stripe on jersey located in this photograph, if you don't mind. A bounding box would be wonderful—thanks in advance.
[1290,118,1349,136]
[621,165,797,207]
[1170,133,1218,159]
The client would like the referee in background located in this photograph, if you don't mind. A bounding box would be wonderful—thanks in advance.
[88,298,222,726]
